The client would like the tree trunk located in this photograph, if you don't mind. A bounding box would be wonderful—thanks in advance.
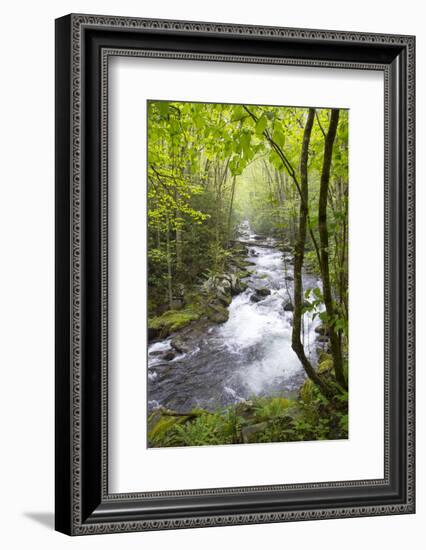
[291,108,330,396]
[318,109,347,390]
[227,175,237,241]
[175,215,183,272]
[165,213,173,310]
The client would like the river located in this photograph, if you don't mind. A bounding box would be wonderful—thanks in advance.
[147,222,322,413]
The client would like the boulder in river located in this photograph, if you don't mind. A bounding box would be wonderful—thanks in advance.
[283,300,294,311]
[230,273,248,295]
[256,287,271,297]
[171,337,191,355]
[285,275,294,281]
[163,351,177,361]
[250,287,271,303]
[315,324,329,336]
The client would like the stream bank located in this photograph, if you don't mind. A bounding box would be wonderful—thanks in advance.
[147,222,329,408]
[148,350,347,448]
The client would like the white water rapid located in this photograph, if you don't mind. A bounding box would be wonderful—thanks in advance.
[147,221,322,413]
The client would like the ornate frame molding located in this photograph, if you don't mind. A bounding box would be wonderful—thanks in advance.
[55,13,415,535]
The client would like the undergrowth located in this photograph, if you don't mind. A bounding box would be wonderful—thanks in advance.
[148,380,348,448]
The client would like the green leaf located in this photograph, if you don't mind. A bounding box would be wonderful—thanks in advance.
[231,105,247,122]
[269,150,283,170]
[241,131,251,157]
[313,287,322,299]
[272,128,285,148]
[255,115,268,135]
[157,102,169,116]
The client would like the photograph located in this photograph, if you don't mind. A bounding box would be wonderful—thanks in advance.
[146,100,349,448]
[0,0,419,544]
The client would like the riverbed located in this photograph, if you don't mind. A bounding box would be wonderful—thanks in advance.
[147,223,322,413]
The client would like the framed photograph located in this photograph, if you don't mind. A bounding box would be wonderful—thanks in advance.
[55,14,415,535]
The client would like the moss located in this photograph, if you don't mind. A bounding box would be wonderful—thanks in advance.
[148,412,189,445]
[317,357,334,375]
[300,378,315,404]
[317,350,331,363]
[148,306,201,337]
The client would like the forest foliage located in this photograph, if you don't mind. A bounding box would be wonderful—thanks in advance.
[147,100,349,444]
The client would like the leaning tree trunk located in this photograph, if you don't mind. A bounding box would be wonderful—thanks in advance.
[318,109,347,390]
[291,108,330,396]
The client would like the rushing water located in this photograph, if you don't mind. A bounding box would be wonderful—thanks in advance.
[147,222,322,413]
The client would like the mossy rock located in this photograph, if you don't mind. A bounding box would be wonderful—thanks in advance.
[317,357,334,375]
[207,303,229,324]
[148,307,201,337]
[254,287,271,297]
[216,291,232,307]
[300,378,315,404]
[147,407,210,445]
[148,411,189,445]
[318,351,332,363]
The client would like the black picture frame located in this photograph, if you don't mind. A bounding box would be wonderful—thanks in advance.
[55,13,415,535]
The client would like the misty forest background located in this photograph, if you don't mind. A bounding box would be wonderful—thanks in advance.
[147,101,349,447]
